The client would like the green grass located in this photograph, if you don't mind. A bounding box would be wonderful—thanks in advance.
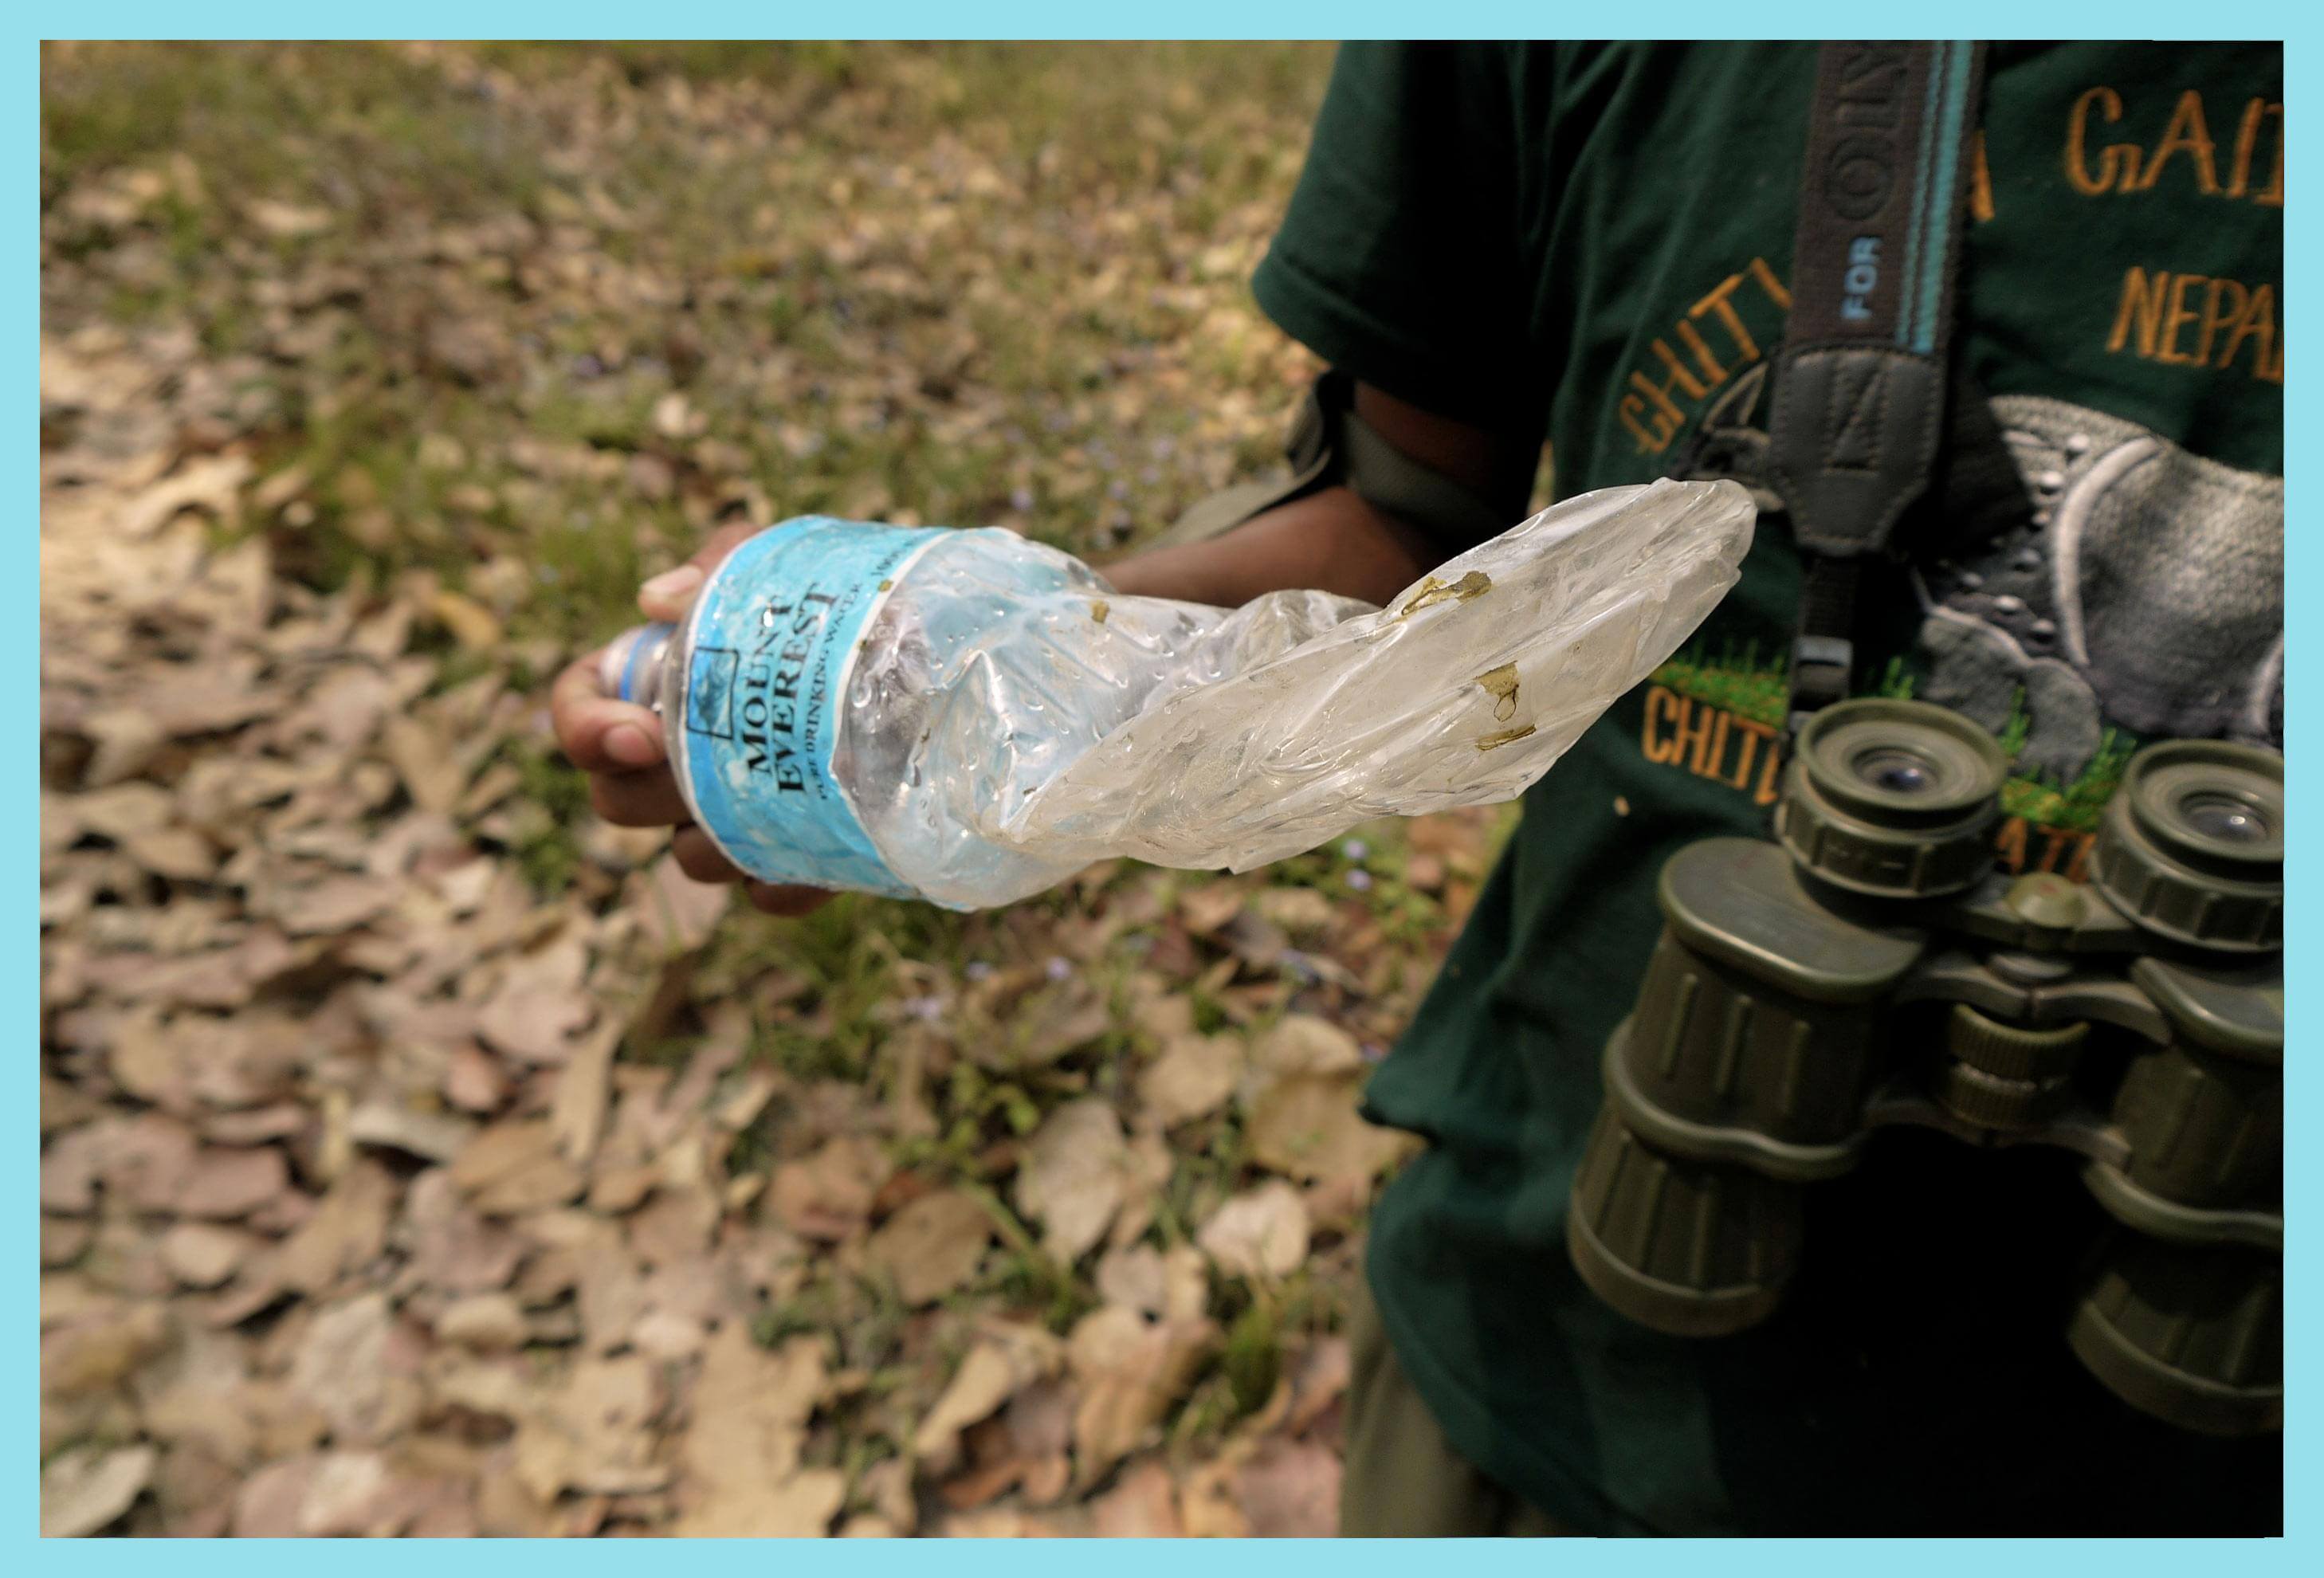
[1649,638,2138,832]
[1651,638,1788,728]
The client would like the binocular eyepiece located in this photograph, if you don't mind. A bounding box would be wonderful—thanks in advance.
[1567,697,2283,1436]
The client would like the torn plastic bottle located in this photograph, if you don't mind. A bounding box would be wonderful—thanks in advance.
[597,479,1755,910]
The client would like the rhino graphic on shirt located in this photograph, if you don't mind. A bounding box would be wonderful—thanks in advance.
[1914,395,2284,782]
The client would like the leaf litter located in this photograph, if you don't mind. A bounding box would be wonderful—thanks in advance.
[41,40,1514,1537]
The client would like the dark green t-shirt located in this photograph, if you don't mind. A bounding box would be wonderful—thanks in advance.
[1253,41,2283,1535]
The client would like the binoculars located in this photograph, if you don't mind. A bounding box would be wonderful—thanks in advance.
[1566,698,2283,1436]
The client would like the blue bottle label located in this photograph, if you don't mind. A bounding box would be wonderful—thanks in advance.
[671,517,942,897]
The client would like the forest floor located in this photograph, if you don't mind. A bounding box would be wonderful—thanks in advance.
[38,42,1509,1537]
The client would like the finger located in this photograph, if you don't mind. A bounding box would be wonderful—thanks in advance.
[589,767,692,828]
[636,565,705,623]
[672,825,748,885]
[747,883,832,918]
[638,522,767,622]
[552,655,665,774]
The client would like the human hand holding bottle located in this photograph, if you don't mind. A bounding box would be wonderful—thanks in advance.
[550,522,832,917]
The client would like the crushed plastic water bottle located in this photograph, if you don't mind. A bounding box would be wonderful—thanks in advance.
[598,479,1755,909]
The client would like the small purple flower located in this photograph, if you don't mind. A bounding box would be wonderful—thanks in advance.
[964,960,995,982]
[1341,839,1369,862]
[1010,487,1035,512]
[1044,956,1073,983]
[903,994,945,1022]
[1347,869,1374,893]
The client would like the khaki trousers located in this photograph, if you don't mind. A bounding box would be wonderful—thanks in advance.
[1337,1278,1575,1537]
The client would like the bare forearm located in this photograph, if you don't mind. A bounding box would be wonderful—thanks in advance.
[1100,485,1438,608]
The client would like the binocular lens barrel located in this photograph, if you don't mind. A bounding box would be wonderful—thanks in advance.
[2093,740,2283,952]
[1568,704,2283,1437]
[1776,700,2008,899]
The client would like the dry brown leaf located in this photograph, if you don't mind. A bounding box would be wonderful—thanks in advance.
[1014,1097,1127,1263]
[41,1302,168,1397]
[42,1215,92,1268]
[442,1044,508,1114]
[626,1181,718,1267]
[1125,971,1199,1042]
[1093,1242,1209,1324]
[1137,1030,1243,1128]
[174,1144,289,1220]
[290,1292,418,1444]
[862,1188,992,1306]
[41,1443,157,1537]
[711,1068,781,1132]
[135,1325,261,1467]
[1253,886,1336,936]
[429,588,503,650]
[587,1163,658,1215]
[1178,1454,1251,1538]
[45,1112,190,1216]
[631,854,731,956]
[1011,980,1113,1068]
[230,1455,316,1537]
[1232,1436,1341,1537]
[79,707,167,787]
[119,452,250,538]
[549,1016,624,1170]
[294,1450,402,1536]
[347,1098,475,1166]
[73,782,175,841]
[104,1008,190,1109]
[257,872,399,937]
[1245,1069,1409,1186]
[473,930,594,1065]
[1216,909,1290,972]
[396,1168,526,1294]
[1066,1304,1219,1487]
[913,1325,1063,1475]
[79,928,302,1011]
[514,1353,669,1501]
[246,198,332,237]
[937,1506,1071,1537]
[161,1221,252,1288]
[1090,1456,1184,1537]
[673,1326,832,1534]
[268,1157,398,1296]
[1286,1333,1352,1437]
[767,1134,891,1242]
[1252,1013,1364,1078]
[435,1292,528,1351]
[1197,1179,1312,1281]
[449,1121,583,1217]
[1177,881,1246,936]
[124,826,218,881]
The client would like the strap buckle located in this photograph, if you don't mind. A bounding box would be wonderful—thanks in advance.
[1784,634,1855,744]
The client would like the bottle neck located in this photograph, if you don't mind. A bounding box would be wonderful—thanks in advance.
[597,622,680,713]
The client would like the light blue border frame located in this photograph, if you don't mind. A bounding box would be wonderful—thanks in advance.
[23,4,2309,1564]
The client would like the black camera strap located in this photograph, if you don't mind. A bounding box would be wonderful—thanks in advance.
[1771,41,1988,739]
